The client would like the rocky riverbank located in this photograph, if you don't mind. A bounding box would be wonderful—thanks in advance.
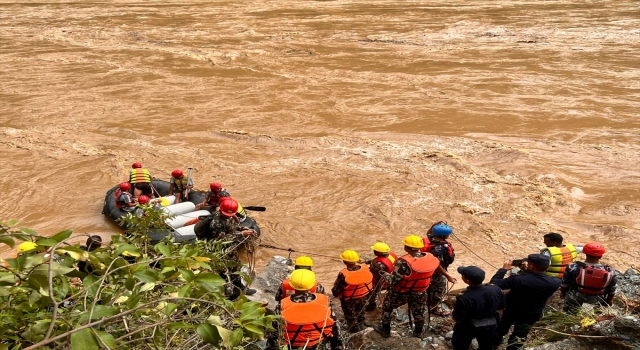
[249,257,640,350]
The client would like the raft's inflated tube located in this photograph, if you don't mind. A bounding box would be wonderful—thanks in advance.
[174,225,196,242]
[166,210,210,229]
[160,195,176,206]
[162,202,196,216]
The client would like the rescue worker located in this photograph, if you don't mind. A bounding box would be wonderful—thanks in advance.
[373,235,456,338]
[195,182,231,210]
[168,169,193,204]
[133,195,162,218]
[194,198,256,241]
[129,162,153,199]
[422,222,455,316]
[276,256,325,303]
[540,232,582,277]
[195,198,257,299]
[560,242,617,314]
[115,182,136,212]
[365,242,398,311]
[331,250,374,333]
[490,254,561,350]
[452,266,505,350]
[279,269,343,350]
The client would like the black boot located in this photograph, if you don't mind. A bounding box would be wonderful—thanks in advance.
[373,323,391,338]
[413,326,424,338]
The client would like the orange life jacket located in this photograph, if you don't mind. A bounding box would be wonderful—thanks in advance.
[280,279,319,301]
[338,264,373,300]
[394,253,440,293]
[129,169,151,184]
[281,294,334,348]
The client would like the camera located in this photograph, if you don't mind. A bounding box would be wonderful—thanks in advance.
[512,259,525,267]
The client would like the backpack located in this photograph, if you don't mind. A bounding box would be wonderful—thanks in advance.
[575,263,614,295]
[425,238,455,267]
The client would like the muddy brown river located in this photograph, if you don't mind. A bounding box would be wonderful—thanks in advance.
[1,0,639,286]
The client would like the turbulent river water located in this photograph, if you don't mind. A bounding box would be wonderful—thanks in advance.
[1,0,639,285]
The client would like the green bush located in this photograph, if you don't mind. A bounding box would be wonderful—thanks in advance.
[0,207,278,350]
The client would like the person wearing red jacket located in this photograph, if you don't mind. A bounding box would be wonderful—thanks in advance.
[365,242,397,312]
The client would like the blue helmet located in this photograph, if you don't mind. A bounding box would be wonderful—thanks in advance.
[432,223,453,237]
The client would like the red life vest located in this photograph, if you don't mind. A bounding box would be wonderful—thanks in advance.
[371,252,397,286]
[206,190,229,206]
[279,279,319,301]
[394,253,440,293]
[281,294,334,348]
[114,190,133,209]
[576,265,615,295]
[338,265,373,300]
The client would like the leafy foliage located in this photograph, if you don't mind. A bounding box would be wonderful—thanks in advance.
[0,209,278,350]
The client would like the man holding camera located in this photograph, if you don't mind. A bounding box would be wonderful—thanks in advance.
[489,254,561,350]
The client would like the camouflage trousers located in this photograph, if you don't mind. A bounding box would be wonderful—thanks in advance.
[340,297,368,331]
[427,272,448,306]
[380,289,428,329]
[563,289,609,314]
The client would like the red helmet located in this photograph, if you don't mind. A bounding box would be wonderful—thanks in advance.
[138,195,150,204]
[219,198,238,217]
[132,162,142,169]
[119,182,131,191]
[171,170,183,178]
[583,242,606,257]
[210,182,222,191]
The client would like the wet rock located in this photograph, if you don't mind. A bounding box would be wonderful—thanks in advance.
[624,269,637,277]
[445,330,454,340]
[247,255,293,311]
[471,338,479,349]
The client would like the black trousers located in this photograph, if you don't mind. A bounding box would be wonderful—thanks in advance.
[492,309,541,350]
[452,323,495,350]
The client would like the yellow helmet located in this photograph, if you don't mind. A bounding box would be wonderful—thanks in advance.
[402,235,424,249]
[371,242,391,253]
[289,269,316,291]
[17,241,38,253]
[340,250,360,263]
[294,256,314,267]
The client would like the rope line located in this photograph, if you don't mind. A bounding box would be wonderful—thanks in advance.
[451,233,499,270]
[259,244,341,260]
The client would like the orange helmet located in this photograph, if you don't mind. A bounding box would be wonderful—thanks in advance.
[119,182,131,191]
[219,198,238,217]
[132,162,142,169]
[138,195,150,204]
[171,170,183,178]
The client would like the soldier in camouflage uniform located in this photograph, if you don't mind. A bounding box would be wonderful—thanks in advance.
[374,235,456,338]
[331,250,374,333]
[194,198,257,299]
[422,223,455,316]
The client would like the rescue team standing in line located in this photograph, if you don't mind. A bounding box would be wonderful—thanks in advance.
[275,228,618,350]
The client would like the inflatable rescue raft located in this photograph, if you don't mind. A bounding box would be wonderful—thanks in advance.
[102,180,260,244]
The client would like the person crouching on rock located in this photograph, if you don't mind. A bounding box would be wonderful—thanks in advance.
[373,235,456,338]
[280,269,343,350]
[276,256,325,304]
[365,242,397,312]
[168,169,193,204]
[452,266,505,350]
[331,250,373,333]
